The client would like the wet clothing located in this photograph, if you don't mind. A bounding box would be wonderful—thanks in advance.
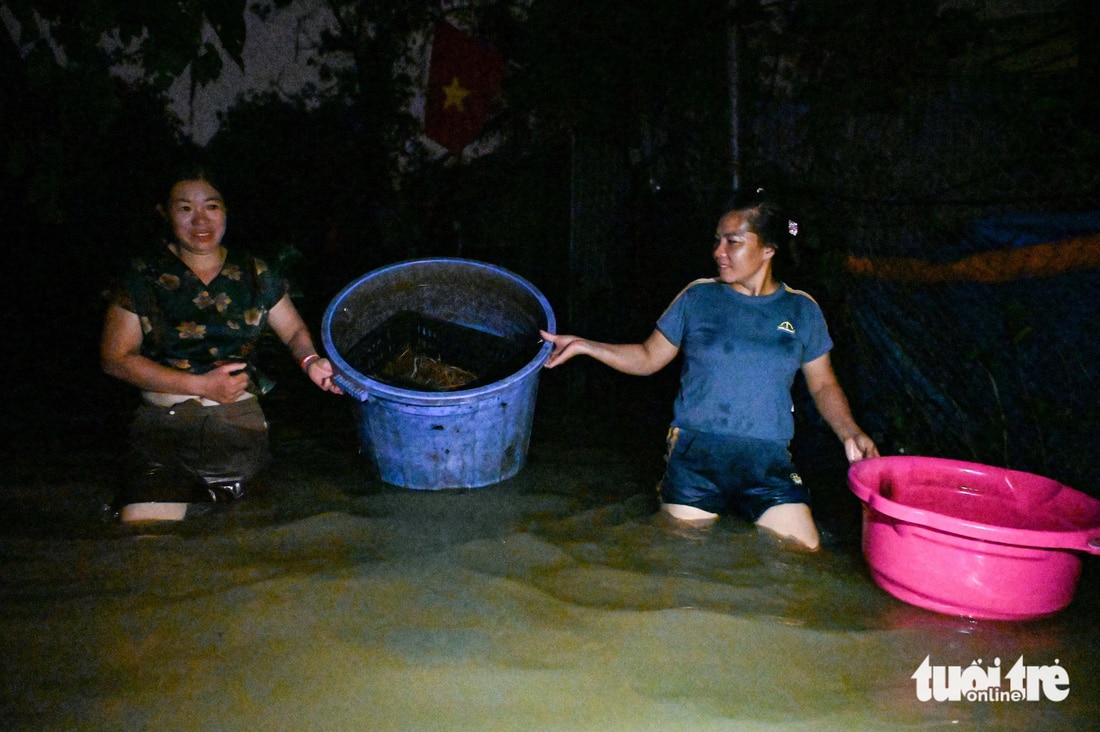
[111,245,287,377]
[653,279,832,515]
[118,398,269,505]
[658,427,809,520]
[656,279,832,442]
[110,245,286,505]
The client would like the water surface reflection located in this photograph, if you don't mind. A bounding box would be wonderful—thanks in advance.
[1,427,1096,730]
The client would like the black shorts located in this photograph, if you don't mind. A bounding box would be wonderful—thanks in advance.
[657,427,810,521]
[119,398,269,505]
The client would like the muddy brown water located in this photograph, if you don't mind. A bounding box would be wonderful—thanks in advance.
[1,383,1097,731]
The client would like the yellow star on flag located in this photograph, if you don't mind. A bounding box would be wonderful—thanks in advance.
[442,76,471,112]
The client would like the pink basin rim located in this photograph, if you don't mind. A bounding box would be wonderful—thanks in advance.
[849,456,1100,553]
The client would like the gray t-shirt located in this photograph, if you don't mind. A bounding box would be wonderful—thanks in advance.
[656,278,833,442]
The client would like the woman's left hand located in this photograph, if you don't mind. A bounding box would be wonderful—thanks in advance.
[305,357,344,395]
[844,432,880,463]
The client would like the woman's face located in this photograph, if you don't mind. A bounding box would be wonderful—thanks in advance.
[166,178,227,256]
[712,211,775,290]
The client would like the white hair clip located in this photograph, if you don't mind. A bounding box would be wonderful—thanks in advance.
[788,220,798,236]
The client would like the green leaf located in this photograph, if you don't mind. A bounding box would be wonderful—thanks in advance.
[204,0,247,69]
[193,41,224,86]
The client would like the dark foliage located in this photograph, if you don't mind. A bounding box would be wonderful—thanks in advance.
[4,0,1098,488]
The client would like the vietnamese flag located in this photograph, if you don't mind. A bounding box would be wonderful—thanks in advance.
[424,22,506,154]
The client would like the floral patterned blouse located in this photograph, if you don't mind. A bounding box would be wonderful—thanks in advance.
[112,245,288,377]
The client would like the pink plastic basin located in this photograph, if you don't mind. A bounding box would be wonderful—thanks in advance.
[848,456,1100,620]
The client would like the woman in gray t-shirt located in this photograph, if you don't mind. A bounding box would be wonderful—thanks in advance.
[541,191,878,550]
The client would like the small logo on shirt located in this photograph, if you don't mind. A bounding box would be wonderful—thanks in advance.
[777,321,796,334]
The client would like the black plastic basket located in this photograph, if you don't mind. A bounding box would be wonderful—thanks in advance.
[343,310,535,392]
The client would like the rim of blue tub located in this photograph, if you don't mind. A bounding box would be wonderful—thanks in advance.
[321,257,556,406]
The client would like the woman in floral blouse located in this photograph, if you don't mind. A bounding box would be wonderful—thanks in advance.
[101,163,342,523]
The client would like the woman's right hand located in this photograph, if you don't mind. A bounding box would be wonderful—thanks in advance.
[197,362,252,403]
[540,330,588,368]
[539,328,678,375]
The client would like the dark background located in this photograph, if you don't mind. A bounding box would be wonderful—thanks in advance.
[2,0,1098,493]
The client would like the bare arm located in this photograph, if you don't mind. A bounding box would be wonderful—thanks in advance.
[100,305,250,404]
[801,352,879,462]
[539,328,679,375]
[266,294,342,393]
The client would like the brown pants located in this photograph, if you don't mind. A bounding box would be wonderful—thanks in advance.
[118,398,270,505]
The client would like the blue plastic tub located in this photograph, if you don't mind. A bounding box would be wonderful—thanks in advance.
[322,258,555,489]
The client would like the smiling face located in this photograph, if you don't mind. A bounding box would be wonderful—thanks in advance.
[165,178,227,257]
[713,210,776,294]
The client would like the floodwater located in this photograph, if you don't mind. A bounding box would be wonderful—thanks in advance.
[1,380,1097,731]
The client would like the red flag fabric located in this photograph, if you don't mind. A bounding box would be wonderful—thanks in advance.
[424,22,506,154]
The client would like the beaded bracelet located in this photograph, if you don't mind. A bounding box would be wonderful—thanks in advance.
[300,354,322,372]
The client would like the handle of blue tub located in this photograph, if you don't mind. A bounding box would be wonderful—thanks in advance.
[1088,537,1100,555]
[334,372,370,402]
